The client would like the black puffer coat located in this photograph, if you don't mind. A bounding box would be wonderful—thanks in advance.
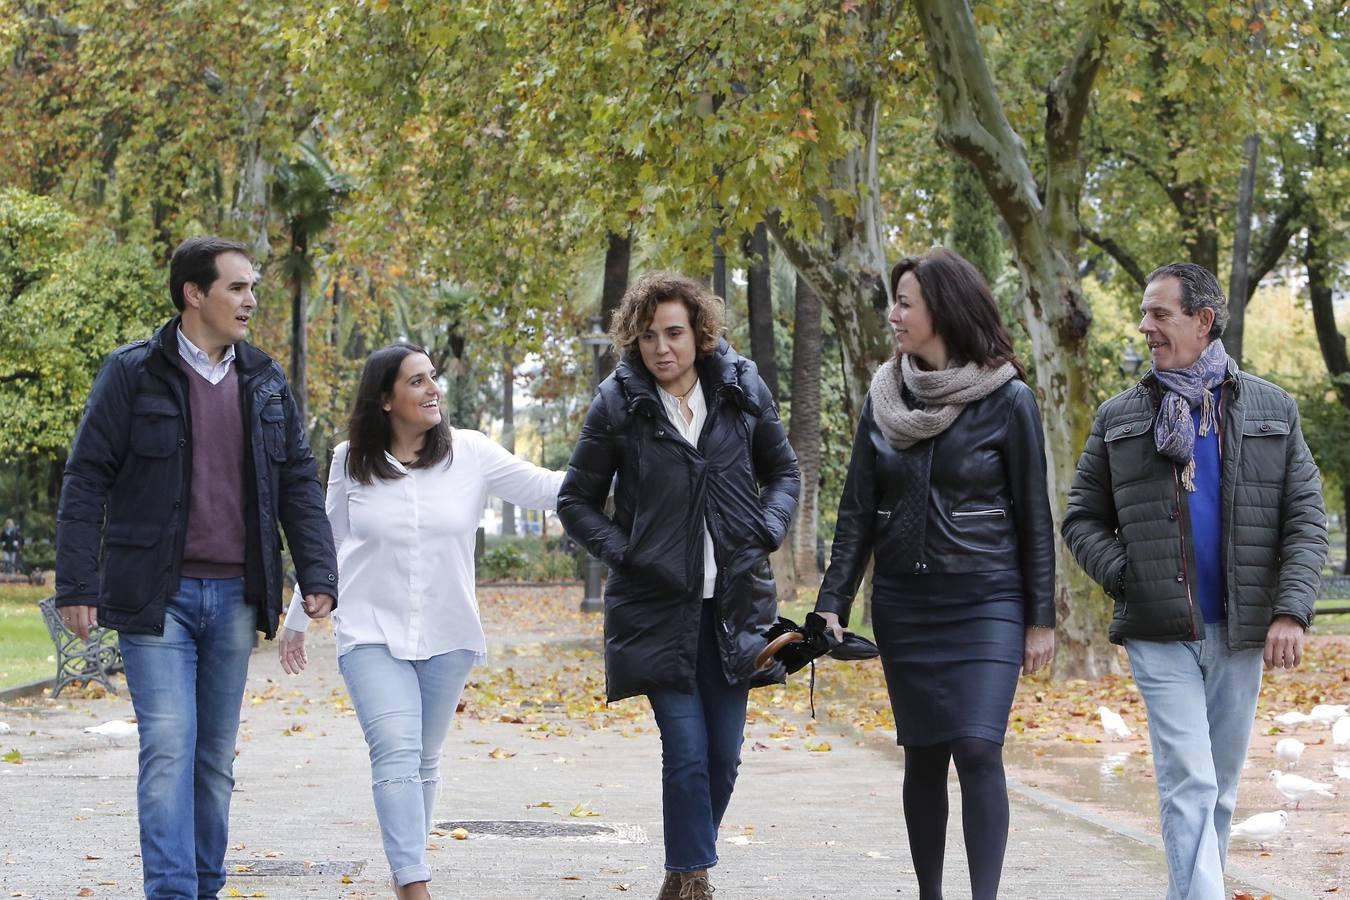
[56,317,338,639]
[815,380,1056,628]
[1063,360,1327,646]
[557,341,800,702]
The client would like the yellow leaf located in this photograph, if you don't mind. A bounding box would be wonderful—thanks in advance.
[450,827,470,840]
[807,740,832,752]
[488,747,516,759]
[569,802,600,818]
[340,875,353,884]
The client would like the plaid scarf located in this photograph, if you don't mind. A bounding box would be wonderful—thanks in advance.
[1153,339,1230,491]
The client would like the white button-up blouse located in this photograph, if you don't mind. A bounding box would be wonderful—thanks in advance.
[283,432,565,660]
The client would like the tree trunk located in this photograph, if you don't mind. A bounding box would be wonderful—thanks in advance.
[599,229,631,381]
[765,83,892,417]
[500,347,516,537]
[744,223,779,401]
[788,275,823,585]
[289,235,309,431]
[1225,134,1260,367]
[915,0,1123,678]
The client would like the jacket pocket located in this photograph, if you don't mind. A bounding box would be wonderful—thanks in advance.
[1103,417,1154,443]
[260,396,287,462]
[130,394,180,458]
[950,507,1007,519]
[100,523,163,612]
[1241,418,1290,437]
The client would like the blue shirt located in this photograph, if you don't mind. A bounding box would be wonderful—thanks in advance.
[1189,387,1225,623]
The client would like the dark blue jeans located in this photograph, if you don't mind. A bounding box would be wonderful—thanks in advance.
[119,577,255,899]
[647,598,749,872]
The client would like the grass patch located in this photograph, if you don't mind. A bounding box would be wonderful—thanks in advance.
[0,584,57,689]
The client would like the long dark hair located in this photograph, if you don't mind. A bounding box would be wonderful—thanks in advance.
[890,248,1026,380]
[346,343,453,485]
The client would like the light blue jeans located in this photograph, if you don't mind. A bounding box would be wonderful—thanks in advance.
[118,577,256,900]
[1125,622,1264,900]
[339,644,477,886]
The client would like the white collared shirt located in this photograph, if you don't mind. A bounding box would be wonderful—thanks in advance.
[657,381,717,599]
[176,328,236,384]
[283,432,565,660]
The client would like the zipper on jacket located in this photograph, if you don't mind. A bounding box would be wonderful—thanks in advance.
[1172,468,1200,641]
[950,508,1006,519]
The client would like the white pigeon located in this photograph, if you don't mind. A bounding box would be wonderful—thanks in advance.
[84,720,138,745]
[1274,711,1310,727]
[1269,769,1335,808]
[1333,716,1350,748]
[1309,704,1349,726]
[0,722,10,735]
[1275,737,1306,769]
[1097,706,1132,739]
[1229,810,1288,849]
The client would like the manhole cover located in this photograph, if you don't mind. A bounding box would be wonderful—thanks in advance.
[223,859,367,876]
[436,820,648,843]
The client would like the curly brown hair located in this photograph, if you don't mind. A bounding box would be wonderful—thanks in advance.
[609,272,725,359]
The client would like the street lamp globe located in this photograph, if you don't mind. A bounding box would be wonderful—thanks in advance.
[1120,337,1144,377]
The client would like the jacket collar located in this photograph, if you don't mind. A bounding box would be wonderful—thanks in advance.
[612,339,759,417]
[151,316,273,378]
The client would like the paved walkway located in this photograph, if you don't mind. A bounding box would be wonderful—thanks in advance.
[0,595,1314,899]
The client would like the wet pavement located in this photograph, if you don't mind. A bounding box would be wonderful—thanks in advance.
[0,586,1332,898]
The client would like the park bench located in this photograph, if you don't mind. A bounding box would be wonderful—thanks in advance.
[1317,574,1350,617]
[36,596,121,698]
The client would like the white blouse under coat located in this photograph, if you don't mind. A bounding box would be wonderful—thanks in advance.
[283,431,564,660]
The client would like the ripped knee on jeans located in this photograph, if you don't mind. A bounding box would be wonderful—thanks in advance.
[372,774,422,789]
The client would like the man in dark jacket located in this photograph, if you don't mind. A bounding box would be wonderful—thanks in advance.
[55,236,338,900]
[1064,263,1327,900]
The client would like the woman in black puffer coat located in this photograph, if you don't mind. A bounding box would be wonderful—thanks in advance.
[558,272,799,900]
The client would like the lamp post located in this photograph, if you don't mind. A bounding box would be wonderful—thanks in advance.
[578,316,610,613]
[1120,337,1144,377]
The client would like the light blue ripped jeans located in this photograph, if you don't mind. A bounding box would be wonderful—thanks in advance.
[339,644,477,886]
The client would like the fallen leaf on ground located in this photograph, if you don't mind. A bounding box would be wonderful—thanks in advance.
[450,828,470,840]
[569,802,600,818]
[488,747,516,759]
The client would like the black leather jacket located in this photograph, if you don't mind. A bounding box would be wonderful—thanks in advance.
[816,379,1055,628]
[558,341,800,702]
[56,318,338,638]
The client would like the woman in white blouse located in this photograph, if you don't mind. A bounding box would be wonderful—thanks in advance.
[277,343,563,900]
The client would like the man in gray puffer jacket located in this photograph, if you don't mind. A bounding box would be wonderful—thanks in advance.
[1064,262,1327,900]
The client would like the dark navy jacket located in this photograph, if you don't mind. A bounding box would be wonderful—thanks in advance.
[55,317,338,638]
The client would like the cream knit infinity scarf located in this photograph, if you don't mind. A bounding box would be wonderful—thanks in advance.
[869,355,1016,449]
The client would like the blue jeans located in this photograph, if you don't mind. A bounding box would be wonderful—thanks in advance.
[118,577,256,900]
[1125,622,1264,900]
[647,598,750,872]
[339,644,477,886]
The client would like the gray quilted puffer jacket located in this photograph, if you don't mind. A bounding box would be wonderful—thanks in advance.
[1063,359,1327,647]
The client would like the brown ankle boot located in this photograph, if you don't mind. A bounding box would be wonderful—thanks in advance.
[678,871,714,899]
[656,871,682,900]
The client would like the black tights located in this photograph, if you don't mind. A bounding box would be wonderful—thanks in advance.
[902,737,1009,900]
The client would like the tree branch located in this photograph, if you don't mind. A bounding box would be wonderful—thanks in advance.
[1083,226,1148,288]
[1045,1,1123,245]
[1244,194,1303,304]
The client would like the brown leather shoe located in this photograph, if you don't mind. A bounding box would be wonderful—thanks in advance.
[678,871,715,899]
[656,871,682,900]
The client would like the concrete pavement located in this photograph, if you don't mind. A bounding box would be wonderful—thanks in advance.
[0,588,1314,899]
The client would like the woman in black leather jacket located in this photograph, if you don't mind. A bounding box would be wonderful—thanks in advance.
[558,272,800,900]
[815,248,1055,900]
